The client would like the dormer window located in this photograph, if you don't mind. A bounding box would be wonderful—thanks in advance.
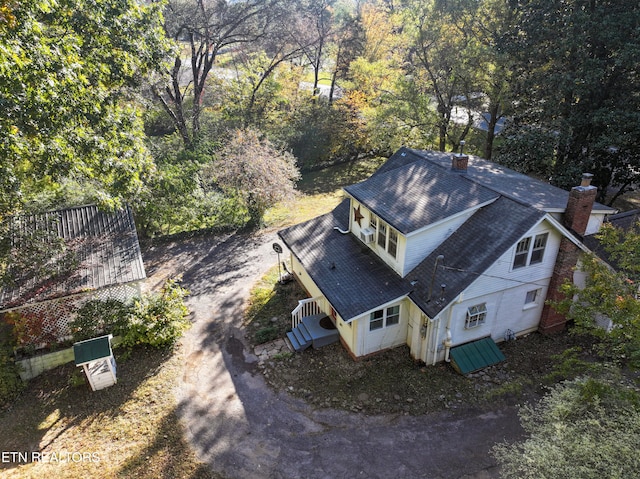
[378,223,387,248]
[513,233,549,269]
[388,230,398,258]
[370,214,398,260]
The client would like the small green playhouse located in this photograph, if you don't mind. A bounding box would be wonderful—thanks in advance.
[73,335,117,391]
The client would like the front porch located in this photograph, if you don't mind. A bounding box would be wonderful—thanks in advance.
[286,298,339,352]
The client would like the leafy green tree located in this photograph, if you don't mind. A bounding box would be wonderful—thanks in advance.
[400,0,481,152]
[494,373,640,479]
[157,0,288,148]
[204,129,300,227]
[0,0,169,216]
[504,0,640,201]
[554,222,640,365]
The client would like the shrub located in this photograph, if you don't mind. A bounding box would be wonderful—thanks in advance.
[70,298,132,342]
[119,278,190,349]
[0,321,23,406]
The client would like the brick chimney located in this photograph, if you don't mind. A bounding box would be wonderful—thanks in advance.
[451,140,468,173]
[539,173,597,334]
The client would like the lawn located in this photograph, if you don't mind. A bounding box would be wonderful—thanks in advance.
[0,346,219,479]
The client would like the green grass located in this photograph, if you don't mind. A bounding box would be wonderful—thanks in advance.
[244,266,307,345]
[0,346,218,479]
[264,156,385,228]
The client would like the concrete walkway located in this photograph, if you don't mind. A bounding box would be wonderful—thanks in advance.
[149,230,523,479]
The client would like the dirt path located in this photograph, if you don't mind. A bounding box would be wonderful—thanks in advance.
[142,230,523,479]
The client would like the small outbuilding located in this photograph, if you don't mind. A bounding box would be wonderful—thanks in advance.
[73,334,117,391]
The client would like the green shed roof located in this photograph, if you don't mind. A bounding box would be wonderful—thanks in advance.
[450,337,505,375]
[73,335,113,366]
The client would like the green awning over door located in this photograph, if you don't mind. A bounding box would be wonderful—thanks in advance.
[450,337,505,375]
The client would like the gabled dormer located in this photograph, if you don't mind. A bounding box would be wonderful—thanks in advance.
[344,150,499,277]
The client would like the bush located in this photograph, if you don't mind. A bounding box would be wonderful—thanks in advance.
[70,298,132,342]
[0,322,23,406]
[493,371,640,479]
[119,278,190,349]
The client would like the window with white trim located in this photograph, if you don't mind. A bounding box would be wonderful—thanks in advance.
[369,305,401,331]
[513,233,549,269]
[530,233,548,264]
[388,230,398,259]
[525,289,540,305]
[377,222,387,248]
[465,303,487,329]
[370,214,399,259]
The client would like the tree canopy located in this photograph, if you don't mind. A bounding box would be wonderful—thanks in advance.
[0,0,169,216]
[494,373,640,479]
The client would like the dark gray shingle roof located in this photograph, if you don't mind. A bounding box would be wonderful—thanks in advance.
[344,158,499,234]
[404,147,615,213]
[279,199,412,321]
[409,197,545,318]
[1,205,146,310]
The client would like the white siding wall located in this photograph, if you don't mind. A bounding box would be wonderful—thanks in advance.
[403,210,477,276]
[463,220,561,299]
[351,298,410,357]
[418,219,562,364]
[349,198,405,275]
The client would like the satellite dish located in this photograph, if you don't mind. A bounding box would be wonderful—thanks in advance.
[272,242,283,254]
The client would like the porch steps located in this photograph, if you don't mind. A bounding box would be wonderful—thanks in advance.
[286,314,340,352]
[286,322,313,352]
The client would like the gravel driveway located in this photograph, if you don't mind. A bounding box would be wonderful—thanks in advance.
[143,230,523,479]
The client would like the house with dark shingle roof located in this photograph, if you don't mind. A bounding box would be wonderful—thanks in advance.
[0,205,146,350]
[279,148,616,366]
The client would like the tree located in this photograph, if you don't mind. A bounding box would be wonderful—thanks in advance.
[554,221,640,365]
[398,0,481,152]
[0,0,169,216]
[504,0,640,202]
[494,373,640,479]
[156,0,282,149]
[204,129,300,226]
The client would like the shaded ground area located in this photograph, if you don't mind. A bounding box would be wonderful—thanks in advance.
[143,231,526,479]
[258,332,592,416]
[0,347,217,479]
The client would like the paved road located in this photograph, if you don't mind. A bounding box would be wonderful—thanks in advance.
[156,230,523,479]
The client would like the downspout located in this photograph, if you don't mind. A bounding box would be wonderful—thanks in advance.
[333,227,349,234]
[444,308,454,362]
[444,295,463,362]
[431,316,441,366]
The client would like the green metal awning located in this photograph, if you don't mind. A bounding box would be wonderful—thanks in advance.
[73,335,113,366]
[450,337,505,375]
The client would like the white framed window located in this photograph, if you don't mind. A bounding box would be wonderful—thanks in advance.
[377,222,387,248]
[370,214,399,259]
[530,233,548,264]
[465,303,487,329]
[513,237,530,269]
[525,289,539,304]
[369,305,401,331]
[513,233,549,269]
[388,229,398,259]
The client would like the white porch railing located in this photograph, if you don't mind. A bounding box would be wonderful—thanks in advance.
[291,297,323,329]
